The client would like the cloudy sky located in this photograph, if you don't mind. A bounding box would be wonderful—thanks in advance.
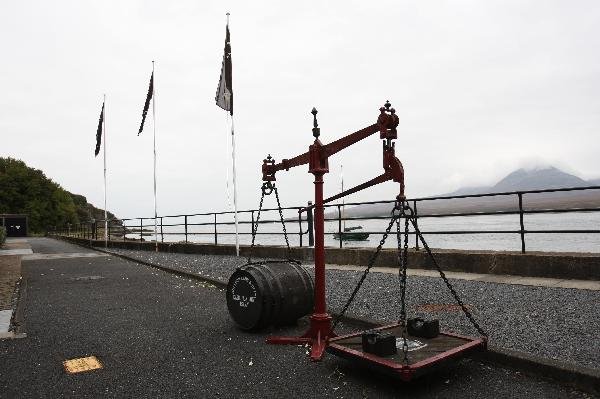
[2,0,599,219]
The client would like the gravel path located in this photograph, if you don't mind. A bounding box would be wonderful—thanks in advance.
[105,248,600,370]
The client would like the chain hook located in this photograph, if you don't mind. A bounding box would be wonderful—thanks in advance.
[261,181,274,196]
[393,196,413,218]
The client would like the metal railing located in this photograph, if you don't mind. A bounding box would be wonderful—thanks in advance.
[51,185,600,253]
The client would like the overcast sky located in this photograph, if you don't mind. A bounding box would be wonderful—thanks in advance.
[2,0,599,219]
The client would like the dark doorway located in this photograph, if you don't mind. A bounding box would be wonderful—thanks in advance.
[4,217,27,237]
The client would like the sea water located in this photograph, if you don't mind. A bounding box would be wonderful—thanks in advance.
[137,211,600,253]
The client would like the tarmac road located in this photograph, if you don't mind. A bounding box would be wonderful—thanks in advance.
[0,238,593,398]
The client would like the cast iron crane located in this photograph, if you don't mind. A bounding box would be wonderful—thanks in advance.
[261,101,405,360]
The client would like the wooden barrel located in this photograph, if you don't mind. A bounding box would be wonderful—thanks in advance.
[226,262,314,330]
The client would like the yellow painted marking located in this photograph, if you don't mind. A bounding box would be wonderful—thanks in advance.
[63,356,103,374]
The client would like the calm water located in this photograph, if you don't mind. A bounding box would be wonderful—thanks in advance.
[130,211,600,253]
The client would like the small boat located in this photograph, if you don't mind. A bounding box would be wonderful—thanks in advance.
[334,164,370,242]
[333,226,369,241]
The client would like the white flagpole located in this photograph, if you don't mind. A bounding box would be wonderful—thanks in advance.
[227,13,239,257]
[103,94,108,248]
[152,61,158,252]
[231,116,239,256]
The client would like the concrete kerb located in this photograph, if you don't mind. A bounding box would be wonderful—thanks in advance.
[93,246,227,289]
[55,235,600,395]
[0,255,27,340]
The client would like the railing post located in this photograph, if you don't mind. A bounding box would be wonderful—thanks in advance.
[518,193,526,253]
[307,201,314,247]
[184,215,188,243]
[298,210,303,247]
[140,218,143,243]
[337,204,342,248]
[250,211,255,245]
[123,223,126,242]
[160,217,164,242]
[214,214,218,245]
[413,200,420,251]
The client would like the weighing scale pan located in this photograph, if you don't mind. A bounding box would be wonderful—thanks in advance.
[327,323,486,381]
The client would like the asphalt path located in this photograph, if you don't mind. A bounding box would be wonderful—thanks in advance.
[0,238,592,398]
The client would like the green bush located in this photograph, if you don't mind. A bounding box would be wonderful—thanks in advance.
[0,226,6,246]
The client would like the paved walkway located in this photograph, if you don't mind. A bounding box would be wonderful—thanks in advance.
[0,238,593,398]
[0,238,33,255]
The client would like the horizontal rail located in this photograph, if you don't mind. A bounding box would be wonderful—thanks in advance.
[51,185,600,253]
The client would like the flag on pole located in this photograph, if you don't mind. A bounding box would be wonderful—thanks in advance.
[94,102,105,156]
[138,72,154,135]
[215,23,233,115]
[216,15,239,256]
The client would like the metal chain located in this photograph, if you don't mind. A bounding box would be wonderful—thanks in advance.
[331,207,398,331]
[397,201,410,364]
[407,212,487,338]
[247,182,269,264]
[273,185,292,259]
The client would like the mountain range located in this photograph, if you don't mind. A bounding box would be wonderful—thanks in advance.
[445,166,596,196]
[338,166,600,218]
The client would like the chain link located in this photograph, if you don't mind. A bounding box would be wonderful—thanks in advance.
[407,213,487,338]
[331,208,398,331]
[248,181,297,265]
[273,185,292,259]
[331,200,486,348]
[247,182,269,264]
[397,201,410,364]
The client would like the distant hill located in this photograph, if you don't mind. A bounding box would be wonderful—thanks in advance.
[337,166,600,218]
[445,167,589,196]
[0,157,118,233]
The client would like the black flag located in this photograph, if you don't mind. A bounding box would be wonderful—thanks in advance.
[215,24,233,115]
[94,102,104,157]
[138,72,154,135]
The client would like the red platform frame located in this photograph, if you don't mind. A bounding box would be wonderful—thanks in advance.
[327,324,487,381]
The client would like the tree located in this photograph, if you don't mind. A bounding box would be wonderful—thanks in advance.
[0,157,110,233]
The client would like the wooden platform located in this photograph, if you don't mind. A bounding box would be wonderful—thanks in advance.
[327,323,486,381]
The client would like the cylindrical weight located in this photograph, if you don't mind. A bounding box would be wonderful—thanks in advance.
[226,262,314,330]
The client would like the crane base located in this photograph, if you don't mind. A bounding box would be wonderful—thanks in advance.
[266,313,335,361]
[327,323,486,381]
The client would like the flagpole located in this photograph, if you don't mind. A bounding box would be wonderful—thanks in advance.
[103,94,108,248]
[152,61,158,252]
[231,116,239,256]
[227,12,239,257]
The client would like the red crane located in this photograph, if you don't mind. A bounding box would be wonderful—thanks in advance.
[261,101,405,360]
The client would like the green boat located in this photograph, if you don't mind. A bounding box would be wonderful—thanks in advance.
[333,164,370,242]
[333,226,369,241]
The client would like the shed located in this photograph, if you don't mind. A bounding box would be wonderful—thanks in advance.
[0,214,28,237]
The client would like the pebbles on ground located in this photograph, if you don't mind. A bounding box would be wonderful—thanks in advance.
[105,248,600,370]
